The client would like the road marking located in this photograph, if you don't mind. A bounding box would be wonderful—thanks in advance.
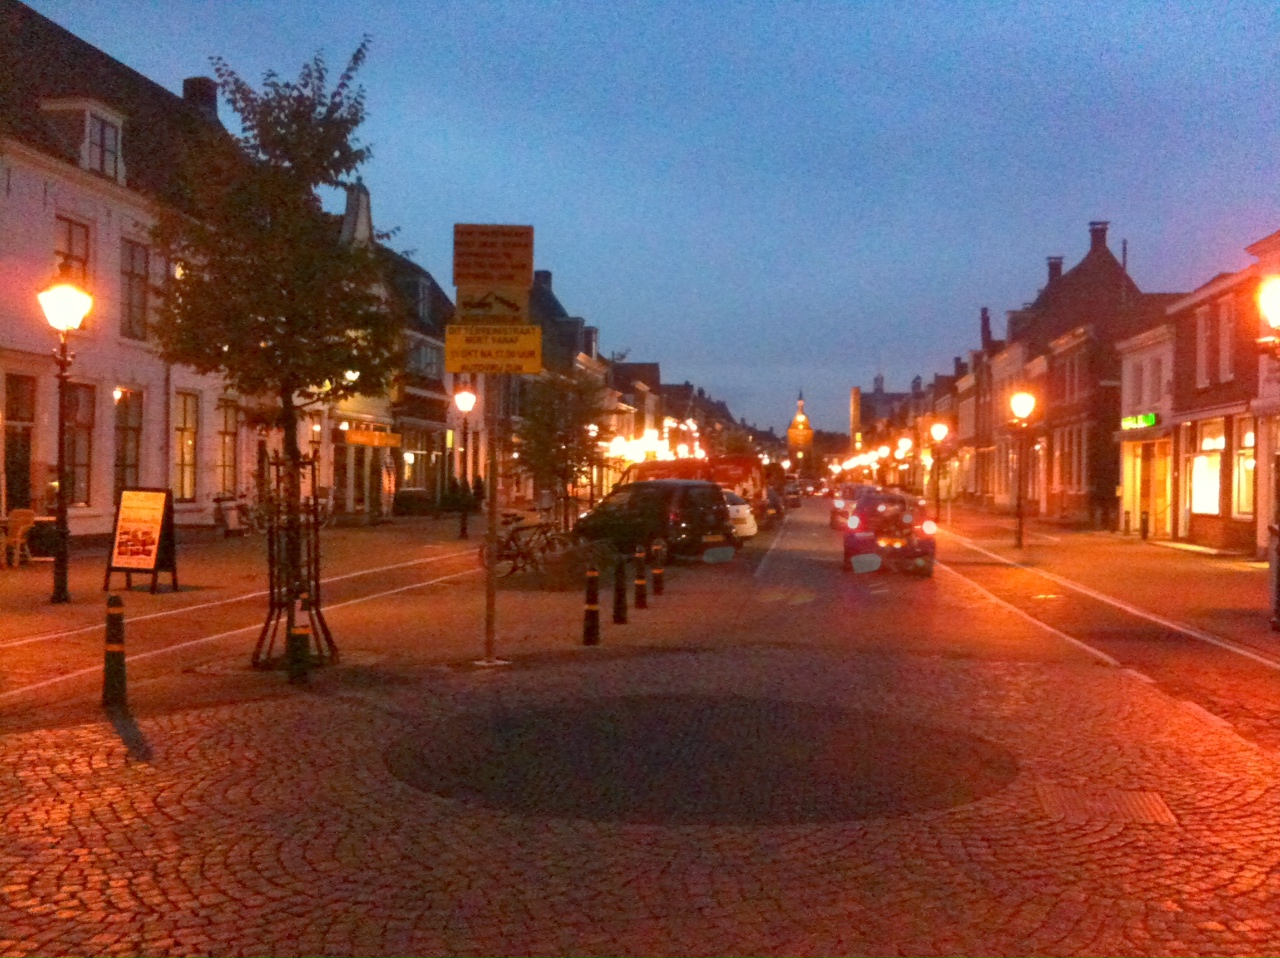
[0,567,481,703]
[1124,668,1156,683]
[753,511,792,579]
[0,547,477,650]
[1180,700,1232,729]
[937,562,1119,666]
[946,533,1280,673]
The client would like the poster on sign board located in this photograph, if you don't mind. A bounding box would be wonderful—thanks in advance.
[105,488,179,593]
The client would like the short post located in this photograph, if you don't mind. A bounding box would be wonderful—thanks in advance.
[458,499,469,540]
[286,592,311,684]
[612,552,628,624]
[583,565,600,646]
[102,594,126,708]
[633,546,648,609]
[650,542,665,596]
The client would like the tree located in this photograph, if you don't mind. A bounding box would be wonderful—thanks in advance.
[513,372,608,509]
[150,40,403,660]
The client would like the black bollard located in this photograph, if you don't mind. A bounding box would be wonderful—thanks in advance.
[583,566,600,645]
[612,554,628,624]
[459,505,469,540]
[286,593,311,684]
[650,542,665,596]
[633,546,648,609]
[102,594,126,708]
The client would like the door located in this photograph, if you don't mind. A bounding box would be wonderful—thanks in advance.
[1152,440,1172,536]
[4,374,36,511]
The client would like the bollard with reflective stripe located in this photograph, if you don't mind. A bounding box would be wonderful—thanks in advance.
[612,554,628,624]
[102,594,126,708]
[650,543,665,596]
[583,566,600,645]
[633,546,648,609]
[286,593,311,684]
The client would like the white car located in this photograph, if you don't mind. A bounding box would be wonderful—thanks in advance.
[724,491,758,539]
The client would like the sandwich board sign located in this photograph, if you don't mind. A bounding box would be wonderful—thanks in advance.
[104,488,178,593]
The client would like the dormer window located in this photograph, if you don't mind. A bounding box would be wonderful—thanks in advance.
[88,114,120,179]
[38,98,127,185]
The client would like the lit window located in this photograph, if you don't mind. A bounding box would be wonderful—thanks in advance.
[174,392,199,501]
[1234,416,1255,517]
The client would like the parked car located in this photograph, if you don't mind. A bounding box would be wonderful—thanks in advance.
[841,491,936,576]
[574,479,738,557]
[724,491,758,539]
[783,482,802,508]
[829,483,880,529]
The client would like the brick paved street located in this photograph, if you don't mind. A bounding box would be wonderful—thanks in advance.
[3,503,1280,955]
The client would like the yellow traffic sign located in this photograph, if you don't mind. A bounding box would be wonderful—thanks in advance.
[446,324,542,374]
[455,286,531,324]
[453,224,534,288]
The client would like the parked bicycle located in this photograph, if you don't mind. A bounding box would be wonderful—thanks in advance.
[478,512,575,576]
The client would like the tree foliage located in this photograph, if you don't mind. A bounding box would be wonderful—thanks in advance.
[513,372,608,493]
[150,38,402,411]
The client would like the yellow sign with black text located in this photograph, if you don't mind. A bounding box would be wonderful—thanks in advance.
[445,325,542,374]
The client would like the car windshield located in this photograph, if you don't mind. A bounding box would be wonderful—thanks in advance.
[724,492,746,506]
[859,495,908,517]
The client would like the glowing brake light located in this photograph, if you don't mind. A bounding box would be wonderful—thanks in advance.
[921,519,938,536]
[834,499,845,509]
[846,514,860,530]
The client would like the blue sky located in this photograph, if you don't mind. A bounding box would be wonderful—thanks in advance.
[29,0,1280,433]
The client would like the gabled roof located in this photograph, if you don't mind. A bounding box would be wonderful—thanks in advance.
[0,0,219,206]
[379,248,454,338]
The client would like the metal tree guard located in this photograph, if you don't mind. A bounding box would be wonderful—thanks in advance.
[251,453,337,668]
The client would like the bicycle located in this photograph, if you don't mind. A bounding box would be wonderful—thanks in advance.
[478,513,575,576]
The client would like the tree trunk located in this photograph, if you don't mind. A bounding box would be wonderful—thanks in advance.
[280,387,304,629]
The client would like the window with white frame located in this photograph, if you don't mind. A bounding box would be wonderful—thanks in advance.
[174,392,199,501]
[1195,306,1211,388]
[1218,296,1235,382]
[88,113,120,180]
[1130,361,1144,412]
[216,402,239,496]
[1233,416,1255,517]
[1191,418,1225,515]
[1149,357,1163,405]
[55,215,89,287]
[120,239,148,340]
[64,383,95,506]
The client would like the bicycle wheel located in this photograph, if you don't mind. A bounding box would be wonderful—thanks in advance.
[478,542,519,576]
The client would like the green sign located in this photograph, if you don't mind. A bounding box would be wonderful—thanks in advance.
[1121,412,1158,430]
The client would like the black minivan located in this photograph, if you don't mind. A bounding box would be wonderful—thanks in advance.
[574,480,737,556]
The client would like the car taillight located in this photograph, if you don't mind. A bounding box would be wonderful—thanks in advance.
[921,519,937,536]
[846,514,860,530]
[834,499,845,510]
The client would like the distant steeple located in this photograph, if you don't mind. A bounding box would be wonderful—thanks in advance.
[787,392,814,458]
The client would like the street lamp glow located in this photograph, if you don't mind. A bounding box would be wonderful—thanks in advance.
[930,422,949,443]
[454,386,477,414]
[38,264,92,333]
[343,369,360,384]
[877,445,890,458]
[1010,391,1036,421]
[897,437,912,451]
[1259,276,1280,332]
[782,459,792,471]
[829,462,841,474]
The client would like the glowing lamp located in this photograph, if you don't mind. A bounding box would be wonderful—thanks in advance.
[930,422,949,443]
[1010,391,1036,421]
[38,263,92,333]
[1260,276,1280,333]
[454,387,477,414]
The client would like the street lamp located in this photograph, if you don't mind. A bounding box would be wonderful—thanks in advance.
[1009,391,1036,549]
[38,261,93,603]
[454,383,477,540]
[1255,276,1280,628]
[929,422,949,521]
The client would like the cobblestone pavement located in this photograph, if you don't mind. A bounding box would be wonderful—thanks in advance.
[2,504,1280,955]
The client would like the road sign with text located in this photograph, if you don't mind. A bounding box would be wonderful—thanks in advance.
[445,324,542,374]
[453,224,534,288]
[454,286,531,324]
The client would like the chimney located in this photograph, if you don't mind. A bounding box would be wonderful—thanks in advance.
[183,76,219,124]
[873,373,885,394]
[954,356,965,377]
[1088,220,1109,251]
[980,307,992,349]
[911,375,922,394]
[534,269,552,288]
[1047,256,1063,283]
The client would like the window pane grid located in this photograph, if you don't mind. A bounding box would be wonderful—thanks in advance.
[120,240,148,339]
[175,392,199,501]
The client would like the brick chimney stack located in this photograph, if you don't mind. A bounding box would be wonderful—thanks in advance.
[980,307,992,349]
[1047,256,1064,283]
[1089,221,1110,251]
[183,76,219,124]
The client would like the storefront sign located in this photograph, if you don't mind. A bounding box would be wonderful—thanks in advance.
[1121,412,1158,430]
[445,324,542,374]
[105,488,178,593]
[343,429,401,448]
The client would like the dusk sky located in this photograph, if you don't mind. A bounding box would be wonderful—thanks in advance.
[29,0,1280,435]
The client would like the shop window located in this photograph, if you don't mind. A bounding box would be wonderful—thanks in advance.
[1233,417,1255,517]
[174,392,199,501]
[113,388,142,502]
[1191,418,1224,515]
[64,383,95,506]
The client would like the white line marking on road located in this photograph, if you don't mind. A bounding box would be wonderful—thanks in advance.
[0,567,481,703]
[754,511,792,579]
[0,548,477,650]
[1180,700,1232,729]
[1124,668,1156,683]
[945,533,1280,673]
[937,562,1120,666]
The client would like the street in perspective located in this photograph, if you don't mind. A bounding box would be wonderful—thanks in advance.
[6,2,1280,956]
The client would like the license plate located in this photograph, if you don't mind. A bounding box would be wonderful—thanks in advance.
[703,534,725,543]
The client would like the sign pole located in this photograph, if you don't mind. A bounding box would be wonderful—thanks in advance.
[478,373,507,666]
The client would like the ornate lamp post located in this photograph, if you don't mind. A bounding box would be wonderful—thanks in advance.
[1009,391,1037,549]
[1255,276,1280,628]
[929,421,949,522]
[38,262,93,603]
[454,383,477,539]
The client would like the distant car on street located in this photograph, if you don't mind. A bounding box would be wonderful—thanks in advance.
[842,491,936,576]
[724,491,758,539]
[829,483,880,529]
[783,482,802,508]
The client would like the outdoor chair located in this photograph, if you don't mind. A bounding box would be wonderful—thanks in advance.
[3,509,36,567]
